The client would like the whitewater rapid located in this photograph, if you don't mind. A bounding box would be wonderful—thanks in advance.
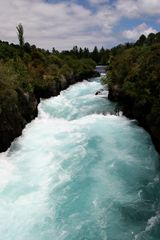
[0,78,160,240]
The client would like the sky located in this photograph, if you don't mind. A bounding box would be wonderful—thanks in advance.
[0,0,160,50]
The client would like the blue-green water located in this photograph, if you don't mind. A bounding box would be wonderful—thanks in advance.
[0,78,160,240]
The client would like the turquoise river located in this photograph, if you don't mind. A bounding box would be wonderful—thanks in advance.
[0,77,160,240]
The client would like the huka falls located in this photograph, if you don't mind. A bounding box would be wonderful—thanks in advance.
[0,75,160,240]
[1,2,160,239]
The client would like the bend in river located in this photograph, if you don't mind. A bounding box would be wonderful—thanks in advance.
[0,77,160,240]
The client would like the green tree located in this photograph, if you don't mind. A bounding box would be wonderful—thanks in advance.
[146,33,156,45]
[83,47,89,58]
[135,34,146,46]
[16,23,24,48]
[91,46,100,63]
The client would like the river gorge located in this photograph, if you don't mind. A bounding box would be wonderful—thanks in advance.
[0,77,160,240]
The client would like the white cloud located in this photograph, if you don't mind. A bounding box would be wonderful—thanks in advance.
[140,0,160,15]
[122,23,157,40]
[89,0,108,5]
[0,0,158,50]
[116,0,160,18]
[0,0,119,50]
[116,0,140,18]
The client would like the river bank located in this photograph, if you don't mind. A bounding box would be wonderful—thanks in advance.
[0,71,99,153]
[0,77,159,240]
[108,85,160,154]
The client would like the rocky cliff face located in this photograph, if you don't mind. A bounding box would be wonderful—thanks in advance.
[0,89,38,152]
[0,72,99,152]
[108,85,160,153]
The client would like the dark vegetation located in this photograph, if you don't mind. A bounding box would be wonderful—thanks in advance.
[105,32,160,152]
[1,23,160,153]
[0,24,110,152]
[58,46,110,65]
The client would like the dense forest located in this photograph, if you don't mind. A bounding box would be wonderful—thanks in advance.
[1,24,160,153]
[0,27,109,104]
[0,24,110,152]
[105,32,160,152]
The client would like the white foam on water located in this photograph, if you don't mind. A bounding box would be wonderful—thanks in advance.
[0,78,159,240]
[145,213,160,231]
[0,152,15,190]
